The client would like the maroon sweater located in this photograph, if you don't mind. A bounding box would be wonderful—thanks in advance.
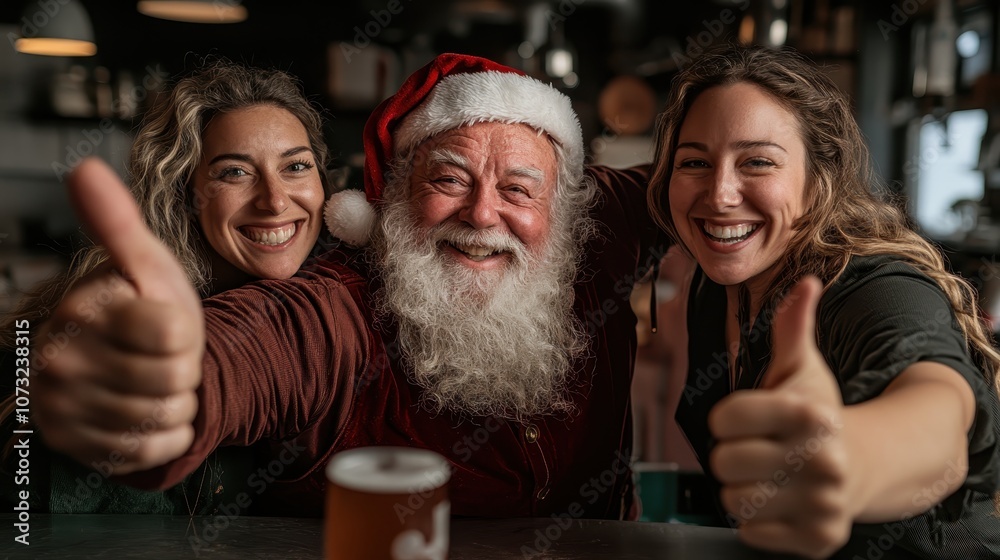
[121,166,664,519]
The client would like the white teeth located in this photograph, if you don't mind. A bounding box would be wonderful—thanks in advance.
[453,242,497,258]
[703,223,758,242]
[243,223,296,246]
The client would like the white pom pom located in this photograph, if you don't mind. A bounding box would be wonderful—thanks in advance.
[324,189,375,247]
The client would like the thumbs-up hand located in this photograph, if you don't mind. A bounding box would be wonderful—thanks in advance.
[709,277,855,559]
[33,158,203,475]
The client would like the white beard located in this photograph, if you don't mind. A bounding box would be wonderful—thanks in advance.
[372,180,592,421]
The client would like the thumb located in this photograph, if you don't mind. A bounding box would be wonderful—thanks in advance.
[762,275,824,390]
[67,158,199,311]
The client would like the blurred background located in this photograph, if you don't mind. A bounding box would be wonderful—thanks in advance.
[1,0,999,501]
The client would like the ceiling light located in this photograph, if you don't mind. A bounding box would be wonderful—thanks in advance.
[14,0,96,57]
[137,1,248,24]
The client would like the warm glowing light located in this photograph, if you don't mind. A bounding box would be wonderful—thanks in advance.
[15,38,96,57]
[739,14,755,44]
[137,1,248,24]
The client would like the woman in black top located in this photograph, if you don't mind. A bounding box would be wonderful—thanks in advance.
[647,44,1000,559]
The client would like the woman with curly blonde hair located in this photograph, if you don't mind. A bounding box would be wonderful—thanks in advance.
[1,60,332,514]
[648,44,1000,559]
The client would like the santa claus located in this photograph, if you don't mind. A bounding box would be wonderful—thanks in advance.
[34,54,665,519]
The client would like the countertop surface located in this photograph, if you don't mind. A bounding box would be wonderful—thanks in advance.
[0,513,788,559]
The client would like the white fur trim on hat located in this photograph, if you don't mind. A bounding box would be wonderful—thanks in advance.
[394,71,584,172]
[324,189,375,247]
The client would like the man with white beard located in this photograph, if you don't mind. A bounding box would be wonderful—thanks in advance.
[370,125,595,421]
[33,54,666,518]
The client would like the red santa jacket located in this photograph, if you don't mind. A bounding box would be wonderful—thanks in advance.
[119,166,665,519]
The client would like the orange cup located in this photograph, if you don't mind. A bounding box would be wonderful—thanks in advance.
[324,447,450,560]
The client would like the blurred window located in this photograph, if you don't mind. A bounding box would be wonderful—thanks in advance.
[907,109,987,240]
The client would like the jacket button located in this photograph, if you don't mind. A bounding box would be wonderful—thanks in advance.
[525,424,539,443]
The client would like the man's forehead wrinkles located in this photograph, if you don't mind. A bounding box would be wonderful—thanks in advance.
[424,143,543,167]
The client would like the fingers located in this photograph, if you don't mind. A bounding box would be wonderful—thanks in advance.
[711,393,848,484]
[737,519,850,559]
[34,374,198,476]
[34,261,202,473]
[712,436,847,486]
[709,391,826,440]
[31,159,205,477]
[42,285,201,396]
[35,383,198,432]
[106,298,204,357]
[37,332,200,396]
[710,276,852,558]
[711,438,787,482]
[720,479,850,523]
[34,357,199,475]
[39,421,196,476]
[710,386,852,559]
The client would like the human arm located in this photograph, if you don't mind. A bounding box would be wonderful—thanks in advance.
[32,158,202,475]
[32,159,366,488]
[840,361,973,521]
[116,272,368,490]
[709,275,990,558]
[585,165,672,284]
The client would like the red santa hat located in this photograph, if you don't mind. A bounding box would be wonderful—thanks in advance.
[324,53,584,246]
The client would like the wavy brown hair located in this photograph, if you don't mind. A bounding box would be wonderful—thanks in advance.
[0,60,331,458]
[128,60,331,295]
[1,61,330,341]
[647,44,1000,510]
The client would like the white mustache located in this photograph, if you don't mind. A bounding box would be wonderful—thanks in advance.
[427,223,529,261]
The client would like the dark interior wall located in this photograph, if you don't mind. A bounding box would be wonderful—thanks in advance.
[0,0,746,158]
[0,0,923,243]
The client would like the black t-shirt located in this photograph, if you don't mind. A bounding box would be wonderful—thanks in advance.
[677,254,1000,559]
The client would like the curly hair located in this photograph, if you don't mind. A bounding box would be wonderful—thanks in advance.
[0,60,331,457]
[1,59,330,335]
[128,60,331,294]
[647,43,1000,509]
